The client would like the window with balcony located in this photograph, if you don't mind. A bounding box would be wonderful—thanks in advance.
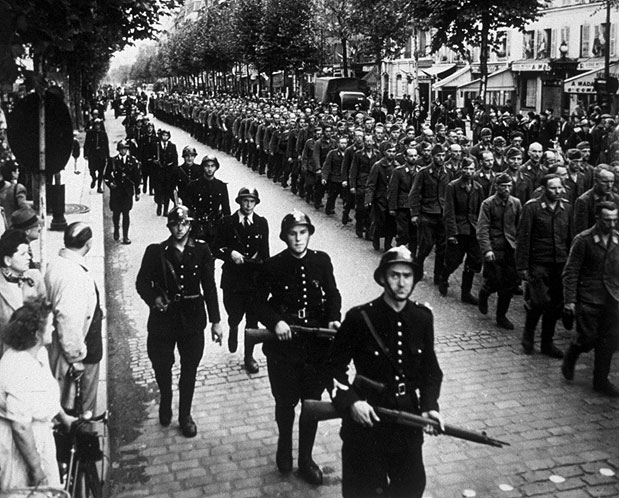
[524,31,535,59]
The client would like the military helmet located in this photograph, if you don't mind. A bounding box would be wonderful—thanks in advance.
[201,154,220,169]
[167,205,193,225]
[373,246,415,284]
[182,145,197,157]
[279,209,315,241]
[235,187,260,205]
[117,139,130,150]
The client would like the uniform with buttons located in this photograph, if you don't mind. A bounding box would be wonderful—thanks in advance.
[136,236,221,421]
[326,297,443,498]
[184,177,231,243]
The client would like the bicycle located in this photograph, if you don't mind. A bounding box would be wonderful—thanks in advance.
[55,410,109,498]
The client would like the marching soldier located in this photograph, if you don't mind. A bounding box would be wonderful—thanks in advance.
[326,246,444,498]
[255,210,342,485]
[176,146,202,203]
[83,118,109,193]
[562,201,619,397]
[154,130,178,217]
[104,140,141,244]
[213,187,269,373]
[135,206,223,438]
[184,155,231,245]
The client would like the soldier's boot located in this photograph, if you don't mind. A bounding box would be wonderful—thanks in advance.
[438,272,449,297]
[478,288,490,315]
[243,337,259,374]
[154,369,172,427]
[593,348,619,397]
[495,292,514,330]
[540,314,563,359]
[228,326,238,353]
[384,235,393,252]
[522,308,542,354]
[275,405,294,473]
[298,410,323,485]
[413,260,424,286]
[460,269,479,305]
[561,344,582,381]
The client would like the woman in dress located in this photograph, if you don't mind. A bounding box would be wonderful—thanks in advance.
[0,299,76,490]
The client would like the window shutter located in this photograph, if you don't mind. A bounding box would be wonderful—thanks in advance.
[551,28,558,58]
[611,23,617,57]
[581,24,590,57]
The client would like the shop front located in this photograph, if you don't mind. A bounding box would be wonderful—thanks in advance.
[457,66,515,115]
[563,61,619,114]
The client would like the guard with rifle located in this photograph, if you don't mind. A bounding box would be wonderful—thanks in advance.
[324,245,443,498]
[104,140,141,245]
[212,187,269,373]
[135,205,223,438]
[184,154,231,245]
[255,209,342,485]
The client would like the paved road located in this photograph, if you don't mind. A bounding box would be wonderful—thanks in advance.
[103,112,619,498]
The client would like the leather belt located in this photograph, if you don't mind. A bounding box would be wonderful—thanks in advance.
[171,293,201,302]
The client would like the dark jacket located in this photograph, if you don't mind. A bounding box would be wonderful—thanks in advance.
[212,211,269,292]
[365,157,396,207]
[476,194,521,257]
[350,148,381,189]
[563,227,619,305]
[326,297,443,415]
[573,189,619,235]
[135,237,221,336]
[322,148,346,183]
[104,154,141,212]
[408,163,451,217]
[443,177,484,238]
[516,195,573,270]
[387,165,417,211]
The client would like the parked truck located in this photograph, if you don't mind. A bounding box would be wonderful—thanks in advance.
[313,77,371,111]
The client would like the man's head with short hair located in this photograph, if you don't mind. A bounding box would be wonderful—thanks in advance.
[64,222,93,250]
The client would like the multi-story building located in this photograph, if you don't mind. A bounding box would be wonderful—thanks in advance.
[384,0,618,115]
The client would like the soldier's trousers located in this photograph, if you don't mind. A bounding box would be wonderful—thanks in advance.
[147,331,204,419]
[414,213,446,280]
[524,263,565,344]
[443,234,482,277]
[394,208,417,253]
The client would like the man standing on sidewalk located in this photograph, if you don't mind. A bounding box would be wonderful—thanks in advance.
[213,187,269,374]
[46,222,102,414]
[136,206,223,437]
[561,201,619,397]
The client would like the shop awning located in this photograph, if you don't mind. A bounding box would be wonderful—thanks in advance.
[433,64,472,89]
[563,61,619,94]
[512,59,551,72]
[419,63,456,80]
[457,67,515,92]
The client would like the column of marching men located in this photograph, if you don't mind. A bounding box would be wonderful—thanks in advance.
[73,91,619,498]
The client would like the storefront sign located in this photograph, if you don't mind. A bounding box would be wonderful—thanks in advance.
[577,60,606,71]
[564,78,596,94]
[512,61,551,72]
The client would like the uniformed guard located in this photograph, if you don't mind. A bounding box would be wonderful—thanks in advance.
[212,187,269,373]
[104,140,141,244]
[135,205,223,438]
[326,246,444,498]
[184,155,231,244]
[255,210,342,485]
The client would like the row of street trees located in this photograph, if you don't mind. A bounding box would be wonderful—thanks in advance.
[131,0,547,102]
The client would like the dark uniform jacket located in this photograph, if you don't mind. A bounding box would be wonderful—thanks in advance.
[573,189,619,236]
[255,249,342,363]
[104,154,141,212]
[476,194,521,257]
[322,149,345,183]
[563,227,619,306]
[519,160,545,190]
[326,297,443,417]
[83,129,109,161]
[184,177,231,236]
[135,237,221,336]
[387,164,417,211]
[350,148,381,189]
[213,211,269,292]
[365,158,396,208]
[408,163,451,217]
[443,177,484,238]
[516,195,573,271]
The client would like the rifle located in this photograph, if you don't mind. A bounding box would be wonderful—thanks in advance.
[302,374,510,449]
[245,325,337,346]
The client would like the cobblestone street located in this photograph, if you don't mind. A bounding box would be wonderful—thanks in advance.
[103,112,619,498]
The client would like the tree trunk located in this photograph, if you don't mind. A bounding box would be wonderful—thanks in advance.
[479,13,490,105]
[342,37,348,77]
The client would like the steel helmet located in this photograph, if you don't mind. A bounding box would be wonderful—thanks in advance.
[235,187,260,205]
[201,154,220,169]
[167,205,194,225]
[182,145,197,157]
[373,246,415,284]
[279,209,315,241]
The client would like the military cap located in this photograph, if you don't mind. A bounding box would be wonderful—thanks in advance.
[480,127,492,137]
[493,136,507,146]
[567,148,583,160]
[495,172,513,185]
[505,147,522,159]
[431,144,445,155]
[116,140,130,150]
[182,145,197,157]
[373,246,414,284]
[576,141,591,150]
[279,209,315,241]
[235,187,260,204]
[510,131,524,140]
[167,205,193,225]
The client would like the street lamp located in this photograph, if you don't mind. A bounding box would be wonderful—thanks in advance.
[559,40,568,60]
